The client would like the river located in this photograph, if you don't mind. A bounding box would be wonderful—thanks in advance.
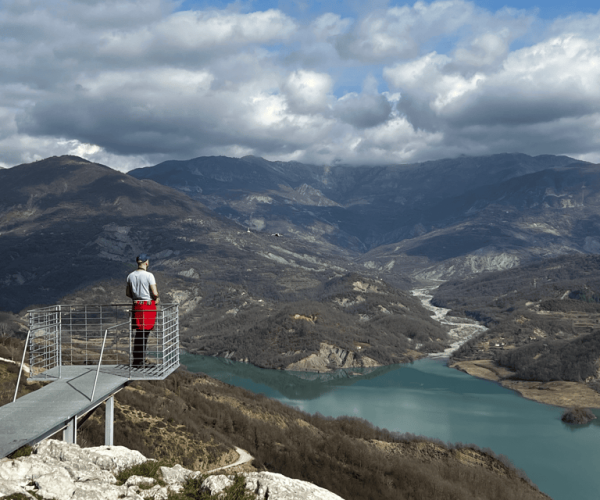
[180,290,600,500]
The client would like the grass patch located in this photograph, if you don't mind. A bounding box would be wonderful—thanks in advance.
[8,445,33,459]
[115,460,171,486]
[168,475,256,500]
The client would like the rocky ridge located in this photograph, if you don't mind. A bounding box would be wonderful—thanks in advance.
[130,153,597,281]
[0,440,342,500]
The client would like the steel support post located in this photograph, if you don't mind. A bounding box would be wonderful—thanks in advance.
[63,415,77,444]
[105,396,114,446]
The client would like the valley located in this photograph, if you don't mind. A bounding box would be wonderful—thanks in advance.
[3,152,600,500]
[3,153,600,393]
[414,285,600,408]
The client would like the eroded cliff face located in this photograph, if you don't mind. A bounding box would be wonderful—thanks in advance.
[0,440,343,500]
[286,342,381,372]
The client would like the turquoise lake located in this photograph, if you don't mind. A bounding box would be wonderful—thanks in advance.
[180,353,600,500]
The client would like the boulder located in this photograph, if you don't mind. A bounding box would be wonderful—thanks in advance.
[203,472,345,500]
[159,463,201,485]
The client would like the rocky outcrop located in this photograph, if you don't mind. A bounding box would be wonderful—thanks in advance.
[204,472,344,499]
[413,250,521,281]
[0,440,343,500]
[561,407,597,424]
[286,342,381,372]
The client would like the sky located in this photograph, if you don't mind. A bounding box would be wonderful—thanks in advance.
[1,0,600,171]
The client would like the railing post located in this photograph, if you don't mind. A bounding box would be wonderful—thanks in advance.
[90,328,110,401]
[161,305,165,375]
[58,305,62,379]
[105,396,114,446]
[129,310,132,379]
[13,329,32,403]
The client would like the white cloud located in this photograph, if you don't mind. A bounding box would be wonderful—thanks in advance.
[99,9,296,62]
[282,70,333,114]
[310,13,352,41]
[1,0,600,169]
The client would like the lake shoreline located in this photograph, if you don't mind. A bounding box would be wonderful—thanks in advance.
[180,352,600,500]
[451,359,600,409]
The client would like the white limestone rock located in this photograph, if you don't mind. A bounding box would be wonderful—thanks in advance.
[33,468,75,499]
[0,479,33,498]
[0,440,146,500]
[124,475,156,488]
[70,482,142,500]
[159,464,201,485]
[202,474,234,493]
[0,440,344,500]
[138,485,170,500]
[0,457,61,485]
[34,440,146,474]
[203,472,346,500]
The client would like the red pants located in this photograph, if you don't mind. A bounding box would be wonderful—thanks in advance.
[132,301,156,366]
[132,301,157,331]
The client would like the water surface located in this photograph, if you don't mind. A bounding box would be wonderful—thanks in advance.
[181,353,600,500]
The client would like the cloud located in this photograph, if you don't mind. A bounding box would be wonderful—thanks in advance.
[98,9,296,64]
[281,70,333,114]
[1,0,600,169]
[333,75,393,128]
[384,30,600,158]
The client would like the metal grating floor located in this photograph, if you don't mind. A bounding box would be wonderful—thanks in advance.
[0,367,133,458]
[30,363,177,381]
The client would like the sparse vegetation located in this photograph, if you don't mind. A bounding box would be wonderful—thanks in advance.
[561,407,597,425]
[116,459,170,486]
[167,474,257,500]
[435,254,600,392]
[7,445,33,459]
[184,273,449,369]
[72,368,548,500]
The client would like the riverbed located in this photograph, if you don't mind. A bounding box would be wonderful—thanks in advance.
[411,286,487,358]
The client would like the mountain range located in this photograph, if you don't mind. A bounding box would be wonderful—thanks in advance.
[2,152,600,370]
[0,155,442,369]
[129,153,596,281]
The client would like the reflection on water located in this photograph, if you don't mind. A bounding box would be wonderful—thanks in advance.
[182,353,600,500]
[181,352,399,400]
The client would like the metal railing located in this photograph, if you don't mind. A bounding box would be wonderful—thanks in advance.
[20,304,179,392]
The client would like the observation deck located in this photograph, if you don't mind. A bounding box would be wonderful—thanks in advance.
[0,303,179,458]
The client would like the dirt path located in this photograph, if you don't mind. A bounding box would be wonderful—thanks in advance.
[206,447,254,474]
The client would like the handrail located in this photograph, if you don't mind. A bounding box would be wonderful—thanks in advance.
[26,324,61,332]
[13,329,32,403]
[90,320,130,402]
[29,303,175,308]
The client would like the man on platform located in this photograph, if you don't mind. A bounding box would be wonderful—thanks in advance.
[126,253,159,367]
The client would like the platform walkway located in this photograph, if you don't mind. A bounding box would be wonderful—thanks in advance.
[0,366,141,458]
[1,303,179,458]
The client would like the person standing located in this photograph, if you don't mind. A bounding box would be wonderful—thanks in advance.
[126,253,159,367]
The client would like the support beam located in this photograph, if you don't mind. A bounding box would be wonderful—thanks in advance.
[63,415,77,444]
[105,396,114,446]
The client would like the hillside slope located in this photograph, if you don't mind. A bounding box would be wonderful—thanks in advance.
[2,361,550,500]
[431,254,600,406]
[0,156,447,368]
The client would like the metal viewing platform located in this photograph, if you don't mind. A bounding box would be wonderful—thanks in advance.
[0,303,179,458]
